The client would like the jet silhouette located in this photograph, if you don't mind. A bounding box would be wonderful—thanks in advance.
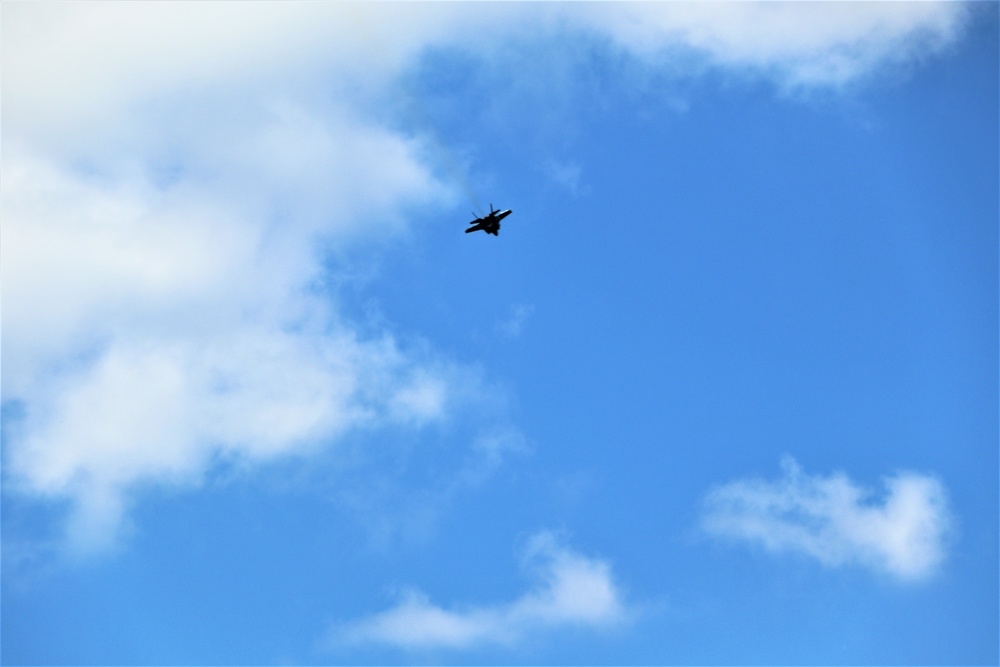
[465,204,512,236]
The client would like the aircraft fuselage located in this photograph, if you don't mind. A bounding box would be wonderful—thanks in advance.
[466,208,512,236]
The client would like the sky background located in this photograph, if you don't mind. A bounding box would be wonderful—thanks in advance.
[1,2,997,665]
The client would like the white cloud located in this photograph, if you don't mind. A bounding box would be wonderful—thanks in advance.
[2,3,476,147]
[6,327,471,553]
[1,3,464,553]
[701,458,952,581]
[334,531,629,650]
[1,102,460,553]
[580,2,970,89]
[3,3,970,145]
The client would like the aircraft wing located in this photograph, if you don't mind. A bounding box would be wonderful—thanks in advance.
[465,224,484,233]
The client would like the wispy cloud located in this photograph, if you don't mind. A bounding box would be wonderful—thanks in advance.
[497,304,535,340]
[543,159,584,195]
[333,531,630,650]
[701,458,952,582]
[331,425,530,551]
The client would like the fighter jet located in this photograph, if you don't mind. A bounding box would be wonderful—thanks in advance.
[465,204,512,236]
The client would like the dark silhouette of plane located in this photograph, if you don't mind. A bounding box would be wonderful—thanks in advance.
[465,204,512,236]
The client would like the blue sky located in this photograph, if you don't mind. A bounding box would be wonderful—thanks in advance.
[1,3,997,665]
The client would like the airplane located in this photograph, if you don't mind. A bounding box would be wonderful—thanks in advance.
[465,204,512,236]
